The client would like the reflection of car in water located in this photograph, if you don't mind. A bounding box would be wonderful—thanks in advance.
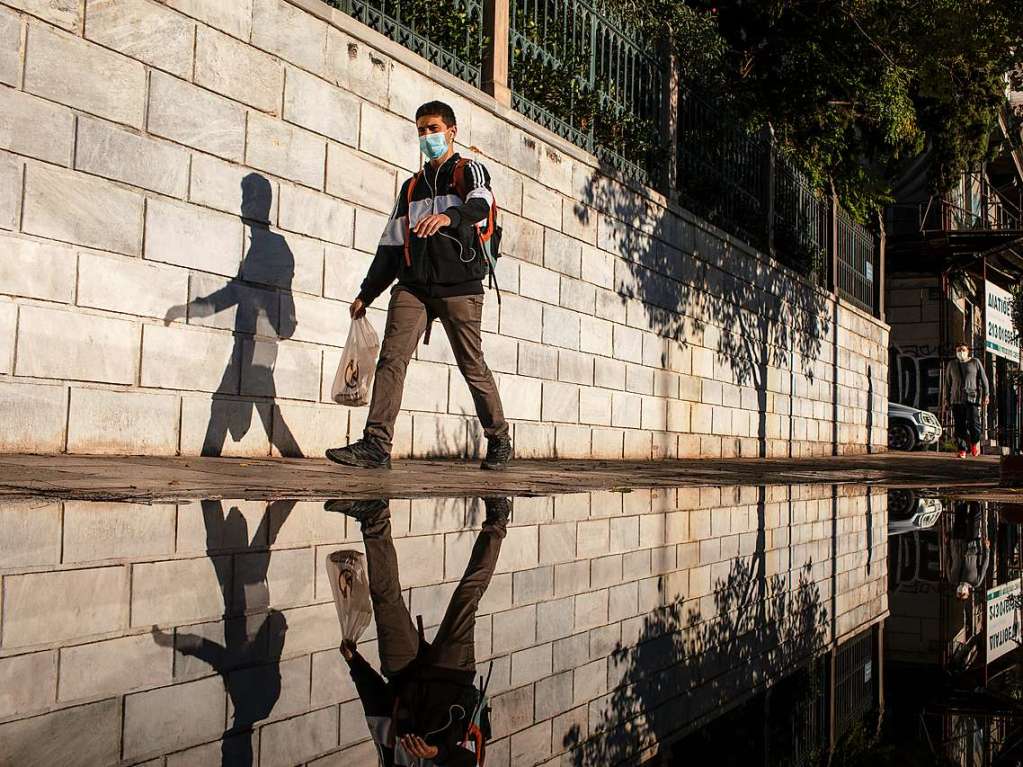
[888,489,943,536]
[888,402,941,451]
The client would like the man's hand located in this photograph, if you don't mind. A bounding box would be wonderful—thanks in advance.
[350,298,366,319]
[399,735,438,759]
[340,640,356,661]
[413,213,451,238]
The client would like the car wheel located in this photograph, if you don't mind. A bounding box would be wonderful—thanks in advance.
[888,422,917,451]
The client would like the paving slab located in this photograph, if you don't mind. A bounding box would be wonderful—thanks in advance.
[0,452,1008,502]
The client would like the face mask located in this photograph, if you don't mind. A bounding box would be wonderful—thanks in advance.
[419,132,449,160]
[957,350,970,362]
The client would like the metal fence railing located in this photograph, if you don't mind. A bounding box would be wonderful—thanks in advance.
[507,0,664,184]
[836,215,877,314]
[677,88,770,253]
[327,0,485,87]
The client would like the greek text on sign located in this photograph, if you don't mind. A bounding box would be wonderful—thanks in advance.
[985,281,1019,364]
[986,578,1021,664]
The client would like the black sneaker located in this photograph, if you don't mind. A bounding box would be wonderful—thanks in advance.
[480,435,512,470]
[326,439,391,469]
[323,498,389,521]
[483,496,512,525]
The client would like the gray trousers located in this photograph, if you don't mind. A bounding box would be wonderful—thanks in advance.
[364,288,509,454]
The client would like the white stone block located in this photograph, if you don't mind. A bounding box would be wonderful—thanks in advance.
[580,316,613,357]
[148,71,246,162]
[482,332,517,374]
[85,0,195,78]
[555,424,591,458]
[195,25,283,114]
[521,179,562,229]
[0,151,20,230]
[542,305,580,350]
[411,412,467,457]
[360,103,417,172]
[188,153,277,223]
[0,8,18,87]
[186,272,279,335]
[325,26,391,107]
[2,566,127,648]
[590,427,624,459]
[542,380,579,423]
[24,24,146,127]
[581,244,613,289]
[285,67,362,150]
[498,373,541,420]
[75,115,189,197]
[290,293,347,346]
[271,399,348,457]
[17,304,139,384]
[23,163,143,255]
[641,395,667,431]
[68,387,179,455]
[667,399,691,432]
[500,213,544,265]
[62,500,176,562]
[612,324,643,363]
[579,388,612,426]
[354,208,390,254]
[141,323,237,392]
[177,395,269,456]
[241,338,321,401]
[558,349,593,385]
[499,294,542,341]
[247,112,326,188]
[324,246,372,302]
[0,234,76,302]
[251,0,327,74]
[59,633,172,703]
[610,391,641,428]
[279,184,354,245]
[513,421,556,458]
[0,380,67,452]
[0,86,75,164]
[144,196,243,277]
[518,341,558,380]
[518,262,560,304]
[544,230,582,277]
[594,357,626,390]
[326,143,397,213]
[165,0,251,39]
[0,650,57,718]
[0,499,61,569]
[6,0,79,28]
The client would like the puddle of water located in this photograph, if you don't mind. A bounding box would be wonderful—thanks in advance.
[0,486,1020,766]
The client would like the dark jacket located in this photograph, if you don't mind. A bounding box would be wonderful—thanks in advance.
[358,154,494,306]
[945,357,989,405]
[347,650,478,767]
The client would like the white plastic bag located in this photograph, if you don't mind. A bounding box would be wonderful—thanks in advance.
[326,550,373,644]
[331,316,380,407]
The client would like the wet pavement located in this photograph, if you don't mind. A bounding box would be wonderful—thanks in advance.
[0,451,1005,501]
[1,476,1021,766]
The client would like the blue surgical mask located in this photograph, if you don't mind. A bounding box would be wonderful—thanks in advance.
[419,132,448,160]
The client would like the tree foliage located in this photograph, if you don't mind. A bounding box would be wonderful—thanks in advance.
[609,0,1023,219]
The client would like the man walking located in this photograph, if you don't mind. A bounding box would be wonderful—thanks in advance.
[326,101,511,470]
[944,343,990,458]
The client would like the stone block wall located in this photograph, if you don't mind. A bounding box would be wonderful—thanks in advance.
[0,485,887,765]
[0,0,888,458]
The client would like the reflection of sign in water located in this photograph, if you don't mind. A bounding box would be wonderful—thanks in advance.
[343,359,359,391]
[986,579,1021,664]
[985,282,1019,363]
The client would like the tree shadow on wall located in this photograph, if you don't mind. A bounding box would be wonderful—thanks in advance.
[574,169,833,458]
[164,174,302,457]
[564,489,831,765]
[152,499,296,766]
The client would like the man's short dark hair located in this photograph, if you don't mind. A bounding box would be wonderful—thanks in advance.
[415,100,457,127]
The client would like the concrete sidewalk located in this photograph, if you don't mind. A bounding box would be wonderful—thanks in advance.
[0,451,1006,502]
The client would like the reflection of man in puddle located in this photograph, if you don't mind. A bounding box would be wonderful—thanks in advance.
[164,173,300,456]
[327,497,509,765]
[949,500,989,601]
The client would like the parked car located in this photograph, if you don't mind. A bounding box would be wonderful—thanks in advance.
[887,489,944,536]
[888,402,941,451]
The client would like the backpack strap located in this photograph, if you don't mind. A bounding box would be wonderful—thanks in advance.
[403,171,421,267]
[452,159,499,245]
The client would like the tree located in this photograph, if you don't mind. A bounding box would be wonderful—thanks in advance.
[609,0,1023,220]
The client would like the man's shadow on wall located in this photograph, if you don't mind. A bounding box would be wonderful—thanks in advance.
[164,174,301,457]
[153,499,296,766]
